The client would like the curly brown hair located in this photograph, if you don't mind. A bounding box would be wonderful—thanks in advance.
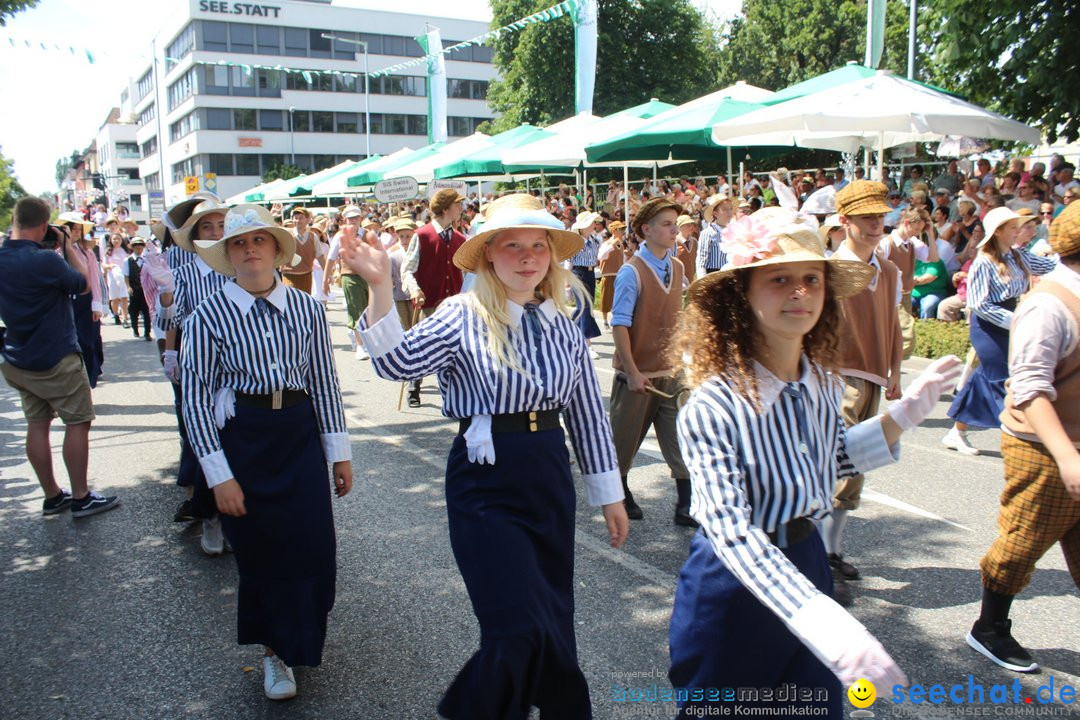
[668,266,845,410]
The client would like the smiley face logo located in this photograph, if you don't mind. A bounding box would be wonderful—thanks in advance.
[848,678,876,708]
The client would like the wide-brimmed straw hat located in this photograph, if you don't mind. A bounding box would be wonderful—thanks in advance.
[703,192,733,223]
[193,204,296,277]
[1050,202,1080,257]
[173,199,231,251]
[608,220,626,233]
[676,214,696,228]
[817,214,844,246]
[56,211,94,235]
[570,210,603,232]
[687,207,874,305]
[979,206,1036,248]
[452,194,582,273]
[836,180,892,216]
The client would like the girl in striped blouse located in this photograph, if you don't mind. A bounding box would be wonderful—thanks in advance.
[667,208,961,716]
[180,204,352,702]
[344,193,628,720]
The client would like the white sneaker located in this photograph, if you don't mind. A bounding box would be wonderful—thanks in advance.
[263,655,297,700]
[344,328,357,351]
[355,345,370,360]
[589,348,600,360]
[200,516,225,556]
[942,427,980,456]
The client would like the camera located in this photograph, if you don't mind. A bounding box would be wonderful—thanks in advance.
[41,224,68,250]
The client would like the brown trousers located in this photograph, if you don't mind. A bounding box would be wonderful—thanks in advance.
[833,376,882,510]
[608,374,689,479]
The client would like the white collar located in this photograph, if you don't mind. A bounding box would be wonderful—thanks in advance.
[223,278,288,316]
[1045,263,1080,298]
[293,228,311,244]
[506,297,558,329]
[195,255,216,276]
[432,219,449,235]
[835,242,882,270]
[753,355,818,411]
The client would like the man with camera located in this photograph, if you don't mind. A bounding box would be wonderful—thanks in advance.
[0,197,119,518]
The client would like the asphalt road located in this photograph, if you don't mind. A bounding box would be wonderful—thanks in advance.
[1,303,1078,720]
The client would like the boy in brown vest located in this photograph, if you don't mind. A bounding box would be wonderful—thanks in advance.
[609,198,696,527]
[966,202,1080,673]
[824,180,904,605]
[879,207,937,357]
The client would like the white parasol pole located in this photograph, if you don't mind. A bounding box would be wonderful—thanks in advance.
[623,164,630,227]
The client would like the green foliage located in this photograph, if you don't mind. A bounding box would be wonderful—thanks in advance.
[715,0,913,92]
[922,0,1079,143]
[486,0,721,132]
[55,149,81,188]
[0,0,38,25]
[262,164,305,183]
[0,151,27,231]
[913,319,971,359]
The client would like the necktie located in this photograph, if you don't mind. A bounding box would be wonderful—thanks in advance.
[663,259,670,287]
[253,297,272,318]
[522,303,543,345]
[782,383,816,458]
[441,228,452,245]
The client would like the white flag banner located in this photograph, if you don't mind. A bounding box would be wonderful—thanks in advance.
[416,28,448,143]
[573,0,598,114]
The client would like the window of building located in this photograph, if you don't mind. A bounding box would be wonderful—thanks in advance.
[312,111,334,133]
[262,154,285,173]
[202,21,228,52]
[136,70,154,102]
[235,154,259,176]
[335,74,357,93]
[257,69,281,97]
[284,27,307,56]
[382,113,407,135]
[336,112,358,133]
[233,108,256,131]
[145,172,161,191]
[116,142,140,159]
[292,154,314,172]
[169,112,199,142]
[171,157,198,184]
[314,73,334,92]
[203,65,229,95]
[285,72,310,91]
[383,35,406,56]
[206,108,231,130]
[229,23,254,53]
[473,44,494,63]
[408,115,428,136]
[313,155,336,170]
[256,25,280,54]
[167,67,197,110]
[140,136,158,158]
[309,29,331,58]
[137,104,156,128]
[231,66,255,96]
[367,114,382,134]
[129,194,143,211]
[259,109,283,131]
[166,23,195,71]
[290,110,310,132]
[207,154,234,176]
[447,79,489,100]
[332,32,358,60]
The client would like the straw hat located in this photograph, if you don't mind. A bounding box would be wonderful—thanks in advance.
[1050,201,1080,257]
[56,211,94,235]
[632,197,683,238]
[129,236,147,246]
[608,220,626,233]
[703,193,733,223]
[173,199,232,252]
[341,205,364,219]
[676,214,696,228]
[570,210,603,232]
[687,207,874,305]
[193,204,296,277]
[391,217,418,232]
[289,205,313,219]
[835,180,892,216]
[163,192,219,235]
[452,194,582,273]
[818,214,844,246]
[150,220,168,245]
[979,206,1036,248]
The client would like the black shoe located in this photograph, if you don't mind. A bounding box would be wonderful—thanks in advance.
[113,316,121,325]
[832,572,853,607]
[144,335,152,341]
[71,491,120,518]
[967,620,1039,672]
[828,553,860,580]
[42,490,72,516]
[173,498,197,523]
[674,504,699,528]
[407,391,421,408]
[624,495,643,520]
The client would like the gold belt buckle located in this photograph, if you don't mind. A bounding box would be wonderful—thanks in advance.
[272,389,283,410]
[528,410,538,432]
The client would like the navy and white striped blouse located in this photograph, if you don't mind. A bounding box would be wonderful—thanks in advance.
[966,249,1056,329]
[181,281,349,487]
[166,246,196,271]
[156,256,228,333]
[695,222,726,276]
[358,296,621,505]
[568,234,601,267]
[678,357,896,623]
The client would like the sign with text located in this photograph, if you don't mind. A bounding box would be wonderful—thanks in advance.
[185,176,200,196]
[197,2,282,18]
[238,137,263,148]
[427,179,468,199]
[148,190,165,221]
[203,173,217,192]
[375,177,419,204]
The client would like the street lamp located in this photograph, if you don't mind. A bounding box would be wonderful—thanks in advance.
[321,33,371,158]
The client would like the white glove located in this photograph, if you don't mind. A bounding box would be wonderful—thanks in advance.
[147,262,175,293]
[463,414,496,465]
[162,350,180,384]
[788,594,908,689]
[886,354,963,431]
[212,387,236,429]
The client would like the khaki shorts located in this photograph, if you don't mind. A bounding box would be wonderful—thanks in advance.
[833,376,881,510]
[0,352,95,425]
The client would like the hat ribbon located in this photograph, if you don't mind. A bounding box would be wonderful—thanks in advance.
[719,216,780,267]
[224,208,269,236]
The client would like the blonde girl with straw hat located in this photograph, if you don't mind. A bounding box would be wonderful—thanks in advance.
[342,193,628,720]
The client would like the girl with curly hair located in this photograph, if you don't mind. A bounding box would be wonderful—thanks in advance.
[665,207,961,716]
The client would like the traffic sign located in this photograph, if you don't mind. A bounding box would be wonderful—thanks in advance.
[203,173,217,192]
[184,176,200,196]
[375,177,419,204]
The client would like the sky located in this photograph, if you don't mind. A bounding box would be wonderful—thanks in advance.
[0,0,742,195]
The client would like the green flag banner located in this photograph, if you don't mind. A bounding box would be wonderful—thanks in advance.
[415,28,448,144]
[573,0,597,114]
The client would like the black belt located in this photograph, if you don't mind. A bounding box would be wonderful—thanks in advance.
[705,267,722,273]
[235,389,308,410]
[458,409,561,435]
[766,517,815,549]
[572,265,594,270]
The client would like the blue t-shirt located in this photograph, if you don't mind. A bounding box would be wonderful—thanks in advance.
[0,239,86,370]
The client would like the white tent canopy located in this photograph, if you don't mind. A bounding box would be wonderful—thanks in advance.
[502,112,686,170]
[308,148,415,197]
[381,133,493,184]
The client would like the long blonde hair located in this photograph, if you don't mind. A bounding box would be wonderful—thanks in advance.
[464,232,585,376]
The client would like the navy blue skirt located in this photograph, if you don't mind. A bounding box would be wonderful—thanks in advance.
[669,529,840,718]
[571,267,602,340]
[438,427,591,720]
[948,311,1010,428]
[218,398,336,668]
[72,291,102,388]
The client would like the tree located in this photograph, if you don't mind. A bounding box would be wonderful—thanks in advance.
[55,149,81,188]
[922,0,1079,143]
[0,0,38,25]
[715,0,913,92]
[485,0,721,132]
[0,150,28,230]
[262,164,304,183]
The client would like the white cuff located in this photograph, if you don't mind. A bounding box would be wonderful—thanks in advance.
[198,450,235,488]
[846,418,900,474]
[157,301,176,320]
[357,308,405,358]
[321,432,351,464]
[91,301,104,313]
[583,469,623,506]
[786,592,867,666]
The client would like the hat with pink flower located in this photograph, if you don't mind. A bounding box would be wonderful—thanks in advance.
[687,206,875,304]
